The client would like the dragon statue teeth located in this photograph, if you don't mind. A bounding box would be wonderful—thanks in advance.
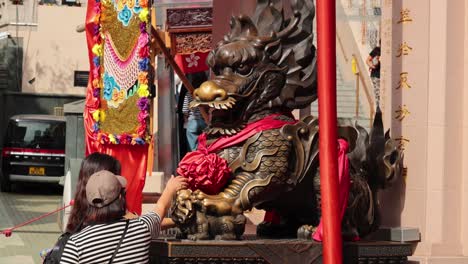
[171,0,404,241]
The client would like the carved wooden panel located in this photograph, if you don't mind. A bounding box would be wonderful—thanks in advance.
[175,32,212,54]
[166,7,213,56]
[167,7,213,29]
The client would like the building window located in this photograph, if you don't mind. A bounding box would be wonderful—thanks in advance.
[10,0,23,5]
[74,71,89,87]
[373,7,382,16]
[61,0,81,6]
[38,0,59,5]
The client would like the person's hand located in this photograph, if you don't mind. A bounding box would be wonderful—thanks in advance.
[166,175,188,195]
[123,211,139,220]
[155,176,189,220]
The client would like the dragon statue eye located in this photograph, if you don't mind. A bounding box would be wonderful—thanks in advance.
[212,66,223,75]
[236,64,253,76]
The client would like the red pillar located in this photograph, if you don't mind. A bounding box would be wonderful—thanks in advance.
[316,0,343,263]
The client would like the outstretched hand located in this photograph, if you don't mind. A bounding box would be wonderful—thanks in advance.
[154,176,188,221]
[165,175,188,195]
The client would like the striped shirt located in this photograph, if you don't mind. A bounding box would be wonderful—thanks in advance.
[182,92,202,120]
[60,212,161,264]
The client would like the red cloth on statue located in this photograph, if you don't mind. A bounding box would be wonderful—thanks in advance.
[176,114,297,194]
[312,138,351,241]
[83,0,147,214]
[263,210,281,225]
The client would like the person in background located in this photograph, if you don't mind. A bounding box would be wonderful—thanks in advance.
[182,72,208,151]
[366,41,381,107]
[60,171,187,263]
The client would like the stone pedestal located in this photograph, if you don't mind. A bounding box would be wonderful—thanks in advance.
[149,236,417,264]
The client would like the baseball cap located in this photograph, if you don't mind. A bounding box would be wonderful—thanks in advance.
[85,170,127,208]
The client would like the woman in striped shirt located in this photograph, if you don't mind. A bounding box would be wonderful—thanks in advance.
[60,170,187,263]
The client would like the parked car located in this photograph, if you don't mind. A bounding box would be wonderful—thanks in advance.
[0,115,66,192]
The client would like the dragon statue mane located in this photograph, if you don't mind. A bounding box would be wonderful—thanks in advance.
[171,0,403,241]
[191,0,316,135]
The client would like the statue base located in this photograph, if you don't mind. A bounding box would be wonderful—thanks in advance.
[149,235,417,264]
[365,227,421,243]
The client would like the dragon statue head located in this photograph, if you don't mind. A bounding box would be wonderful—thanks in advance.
[191,0,317,135]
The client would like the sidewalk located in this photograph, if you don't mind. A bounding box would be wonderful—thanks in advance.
[0,184,62,264]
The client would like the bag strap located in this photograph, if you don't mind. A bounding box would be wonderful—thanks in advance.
[108,220,130,264]
[73,218,85,234]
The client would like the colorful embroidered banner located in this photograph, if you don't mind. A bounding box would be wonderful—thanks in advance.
[89,0,152,145]
[84,0,151,214]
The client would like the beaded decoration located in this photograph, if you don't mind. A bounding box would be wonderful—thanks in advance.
[90,0,151,145]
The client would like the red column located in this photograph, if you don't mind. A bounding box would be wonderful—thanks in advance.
[316,0,343,263]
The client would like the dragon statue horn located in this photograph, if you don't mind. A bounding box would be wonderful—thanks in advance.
[229,15,258,40]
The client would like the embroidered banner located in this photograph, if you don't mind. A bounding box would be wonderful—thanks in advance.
[89,0,152,145]
[84,0,152,214]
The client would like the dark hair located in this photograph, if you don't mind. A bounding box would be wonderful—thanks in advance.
[66,152,121,232]
[188,71,208,88]
[84,190,126,226]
